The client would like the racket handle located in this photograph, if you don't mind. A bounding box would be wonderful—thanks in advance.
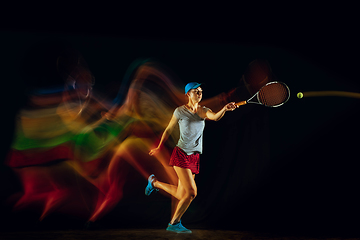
[235,101,247,106]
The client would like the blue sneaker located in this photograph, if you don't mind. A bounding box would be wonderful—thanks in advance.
[145,174,158,196]
[166,220,192,233]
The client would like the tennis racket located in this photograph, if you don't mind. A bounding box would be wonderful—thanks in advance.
[236,81,290,107]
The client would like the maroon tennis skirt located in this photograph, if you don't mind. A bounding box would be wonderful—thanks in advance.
[169,146,200,174]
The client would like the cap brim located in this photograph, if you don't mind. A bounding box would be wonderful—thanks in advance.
[192,83,202,89]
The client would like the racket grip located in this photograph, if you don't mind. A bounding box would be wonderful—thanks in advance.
[235,101,247,106]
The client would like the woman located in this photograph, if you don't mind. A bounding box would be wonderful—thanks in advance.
[148,82,238,233]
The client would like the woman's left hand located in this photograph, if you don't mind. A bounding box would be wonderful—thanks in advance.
[224,102,238,111]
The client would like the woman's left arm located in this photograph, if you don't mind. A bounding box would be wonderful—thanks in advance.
[205,102,238,121]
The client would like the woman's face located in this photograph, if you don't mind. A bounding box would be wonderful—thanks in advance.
[187,87,203,103]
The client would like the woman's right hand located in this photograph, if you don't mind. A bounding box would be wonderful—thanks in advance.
[149,147,160,156]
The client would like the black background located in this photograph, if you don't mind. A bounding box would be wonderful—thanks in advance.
[1,4,360,237]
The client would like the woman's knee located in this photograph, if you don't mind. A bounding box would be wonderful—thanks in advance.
[185,188,197,200]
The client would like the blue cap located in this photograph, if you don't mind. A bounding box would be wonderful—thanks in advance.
[185,82,202,94]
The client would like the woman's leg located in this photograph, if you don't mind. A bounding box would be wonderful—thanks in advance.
[169,167,196,224]
[153,181,178,199]
[153,177,186,200]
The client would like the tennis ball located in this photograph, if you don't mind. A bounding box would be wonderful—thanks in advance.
[297,92,303,99]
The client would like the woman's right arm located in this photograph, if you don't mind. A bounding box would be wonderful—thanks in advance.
[149,114,178,156]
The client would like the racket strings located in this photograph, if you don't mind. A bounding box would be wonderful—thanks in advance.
[258,83,289,106]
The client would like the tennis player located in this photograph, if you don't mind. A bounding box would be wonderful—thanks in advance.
[147,82,237,233]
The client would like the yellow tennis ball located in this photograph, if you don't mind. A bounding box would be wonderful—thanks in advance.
[297,92,303,99]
